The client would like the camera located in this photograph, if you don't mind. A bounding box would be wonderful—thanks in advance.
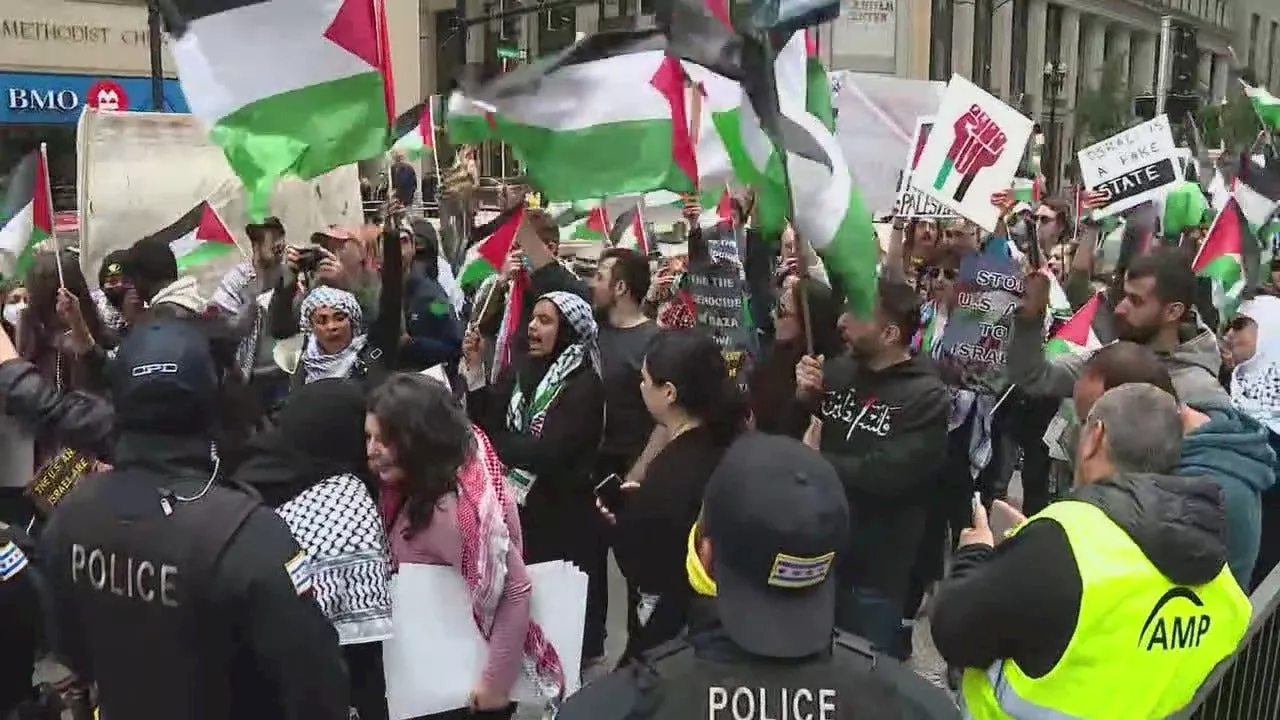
[295,246,324,274]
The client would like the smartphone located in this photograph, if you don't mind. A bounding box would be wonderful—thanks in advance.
[594,473,627,513]
[972,491,983,515]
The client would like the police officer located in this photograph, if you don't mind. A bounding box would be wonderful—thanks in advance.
[558,432,959,720]
[38,321,350,720]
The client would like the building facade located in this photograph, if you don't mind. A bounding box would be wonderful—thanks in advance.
[923,0,1241,187]
[1236,0,1280,91]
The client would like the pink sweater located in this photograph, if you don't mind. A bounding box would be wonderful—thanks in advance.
[386,491,532,696]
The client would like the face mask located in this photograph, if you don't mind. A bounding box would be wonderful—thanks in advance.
[3,302,26,328]
[102,286,127,310]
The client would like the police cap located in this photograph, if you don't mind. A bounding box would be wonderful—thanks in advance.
[701,431,850,658]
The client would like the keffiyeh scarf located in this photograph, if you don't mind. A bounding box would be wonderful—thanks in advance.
[459,427,565,703]
[1232,296,1280,436]
[276,473,393,645]
[300,286,368,383]
[503,291,599,503]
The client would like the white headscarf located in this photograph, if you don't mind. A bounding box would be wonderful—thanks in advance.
[299,286,368,383]
[1231,295,1280,436]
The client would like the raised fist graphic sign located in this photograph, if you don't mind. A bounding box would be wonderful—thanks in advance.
[933,104,1008,203]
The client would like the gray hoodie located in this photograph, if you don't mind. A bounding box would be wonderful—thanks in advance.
[1006,313,1231,461]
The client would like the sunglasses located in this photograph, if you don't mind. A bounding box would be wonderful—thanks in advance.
[1225,316,1252,332]
[926,267,958,280]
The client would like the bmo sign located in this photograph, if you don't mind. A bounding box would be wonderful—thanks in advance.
[0,72,187,125]
[7,87,84,112]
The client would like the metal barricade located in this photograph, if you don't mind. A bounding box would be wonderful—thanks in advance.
[1175,561,1280,718]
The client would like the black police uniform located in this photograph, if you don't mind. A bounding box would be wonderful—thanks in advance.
[40,456,350,720]
[0,521,41,714]
[556,610,959,720]
[37,320,350,720]
[558,432,960,720]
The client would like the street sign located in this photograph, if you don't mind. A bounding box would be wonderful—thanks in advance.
[496,46,527,60]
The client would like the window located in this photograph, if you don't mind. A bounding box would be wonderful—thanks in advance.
[929,0,953,81]
[1249,13,1260,72]
[434,9,464,102]
[972,0,993,90]
[599,0,636,31]
[538,6,576,55]
[1010,0,1029,103]
[1270,21,1278,87]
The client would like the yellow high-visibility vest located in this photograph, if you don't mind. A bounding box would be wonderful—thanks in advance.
[961,499,1250,719]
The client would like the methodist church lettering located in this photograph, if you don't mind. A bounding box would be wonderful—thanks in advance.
[0,19,152,45]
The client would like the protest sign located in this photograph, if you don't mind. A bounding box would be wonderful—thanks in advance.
[27,448,95,515]
[936,248,1024,394]
[911,76,1034,232]
[895,118,959,219]
[685,247,757,391]
[1077,115,1179,218]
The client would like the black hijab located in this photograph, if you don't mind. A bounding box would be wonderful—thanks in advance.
[233,378,370,508]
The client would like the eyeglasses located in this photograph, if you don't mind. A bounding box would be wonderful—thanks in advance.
[926,267,958,280]
[1035,214,1058,224]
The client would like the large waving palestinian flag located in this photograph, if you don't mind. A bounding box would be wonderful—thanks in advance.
[142,201,238,272]
[163,0,394,212]
[0,150,53,281]
[1194,196,1251,322]
[447,30,698,202]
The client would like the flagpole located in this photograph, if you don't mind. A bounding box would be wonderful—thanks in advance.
[39,143,64,288]
[429,96,445,213]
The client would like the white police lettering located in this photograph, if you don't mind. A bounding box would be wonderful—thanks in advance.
[131,362,178,377]
[708,687,837,719]
[70,544,179,607]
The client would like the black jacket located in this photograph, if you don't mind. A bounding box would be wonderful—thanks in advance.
[810,353,949,601]
[0,521,42,715]
[0,359,115,462]
[39,436,349,720]
[468,362,603,563]
[930,473,1233,678]
[556,598,959,720]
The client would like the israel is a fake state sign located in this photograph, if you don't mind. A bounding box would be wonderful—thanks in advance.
[1077,115,1179,218]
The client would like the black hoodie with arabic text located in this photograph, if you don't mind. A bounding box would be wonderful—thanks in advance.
[813,353,949,602]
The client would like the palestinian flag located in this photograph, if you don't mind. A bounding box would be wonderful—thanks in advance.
[447,31,698,202]
[730,30,878,317]
[459,206,524,289]
[562,206,611,242]
[1242,80,1280,131]
[0,150,53,281]
[1193,196,1251,320]
[1235,155,1280,235]
[1011,176,1041,205]
[803,29,834,132]
[164,0,394,214]
[143,202,238,272]
[610,204,650,254]
[390,101,434,160]
[1044,292,1110,358]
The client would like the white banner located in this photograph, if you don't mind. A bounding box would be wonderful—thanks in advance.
[76,108,362,295]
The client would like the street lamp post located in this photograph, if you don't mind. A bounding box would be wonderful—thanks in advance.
[1043,61,1068,192]
[147,0,164,111]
